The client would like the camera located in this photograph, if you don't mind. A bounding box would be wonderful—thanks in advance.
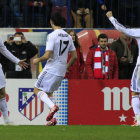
[14,37,21,41]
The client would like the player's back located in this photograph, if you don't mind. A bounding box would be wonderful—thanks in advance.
[45,29,75,76]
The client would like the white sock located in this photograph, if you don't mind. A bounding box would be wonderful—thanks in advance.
[0,97,9,123]
[49,97,56,118]
[37,91,54,109]
[132,95,140,123]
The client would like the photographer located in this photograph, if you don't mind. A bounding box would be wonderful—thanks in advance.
[1,32,38,78]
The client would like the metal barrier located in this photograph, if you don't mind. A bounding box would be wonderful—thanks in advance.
[0,0,140,28]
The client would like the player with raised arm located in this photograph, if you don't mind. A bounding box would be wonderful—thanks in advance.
[33,13,77,126]
[0,37,28,125]
[106,11,140,126]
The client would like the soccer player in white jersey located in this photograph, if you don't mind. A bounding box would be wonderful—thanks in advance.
[0,37,28,125]
[33,13,77,126]
[106,11,140,126]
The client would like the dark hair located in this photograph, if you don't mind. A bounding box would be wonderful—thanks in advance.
[98,33,108,41]
[51,12,66,27]
[67,29,82,50]
[14,32,24,36]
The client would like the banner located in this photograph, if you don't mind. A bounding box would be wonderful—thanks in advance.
[0,79,68,125]
[68,80,134,125]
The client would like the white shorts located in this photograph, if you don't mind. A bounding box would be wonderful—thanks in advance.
[0,64,6,89]
[131,65,140,92]
[34,70,64,93]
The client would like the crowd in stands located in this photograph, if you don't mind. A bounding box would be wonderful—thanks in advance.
[0,30,137,80]
[0,0,140,28]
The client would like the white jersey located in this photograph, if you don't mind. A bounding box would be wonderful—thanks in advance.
[109,17,140,65]
[44,29,76,77]
[0,37,20,64]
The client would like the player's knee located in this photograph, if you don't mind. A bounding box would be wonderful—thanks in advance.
[48,93,53,97]
[131,91,139,96]
[0,88,6,98]
[33,87,39,95]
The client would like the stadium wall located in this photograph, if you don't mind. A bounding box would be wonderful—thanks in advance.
[0,79,134,125]
[68,80,134,125]
[0,79,68,125]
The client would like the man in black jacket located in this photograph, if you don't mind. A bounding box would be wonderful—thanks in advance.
[111,33,138,79]
[1,32,38,78]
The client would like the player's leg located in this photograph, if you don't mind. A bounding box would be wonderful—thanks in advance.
[34,87,58,122]
[131,91,140,126]
[34,87,55,109]
[46,93,57,126]
[131,65,140,126]
[0,66,11,124]
[34,69,55,109]
[0,87,11,124]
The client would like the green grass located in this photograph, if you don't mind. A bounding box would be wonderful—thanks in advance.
[0,125,139,140]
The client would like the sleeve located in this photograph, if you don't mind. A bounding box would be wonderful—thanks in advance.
[45,34,55,51]
[0,38,20,64]
[69,38,76,52]
[109,17,140,38]
[85,50,94,79]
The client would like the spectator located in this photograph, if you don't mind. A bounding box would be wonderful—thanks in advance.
[51,0,68,26]
[111,33,138,79]
[86,33,118,79]
[0,0,11,27]
[24,0,52,27]
[71,0,94,28]
[10,0,24,27]
[94,0,112,28]
[1,32,38,78]
[65,29,85,79]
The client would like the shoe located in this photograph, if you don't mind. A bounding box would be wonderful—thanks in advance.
[46,105,59,121]
[131,121,140,127]
[46,118,57,126]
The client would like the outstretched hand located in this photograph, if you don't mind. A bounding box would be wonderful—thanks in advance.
[18,59,29,69]
[106,11,113,18]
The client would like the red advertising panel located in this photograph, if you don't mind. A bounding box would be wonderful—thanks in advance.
[68,80,134,125]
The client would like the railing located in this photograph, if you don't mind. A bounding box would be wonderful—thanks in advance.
[0,0,140,28]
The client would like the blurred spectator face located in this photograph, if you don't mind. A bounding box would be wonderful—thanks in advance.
[98,38,108,50]
[14,34,23,45]
[69,31,76,42]
[122,33,132,45]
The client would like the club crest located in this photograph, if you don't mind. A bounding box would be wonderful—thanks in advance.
[18,88,44,121]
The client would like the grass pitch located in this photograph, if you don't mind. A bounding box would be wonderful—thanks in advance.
[0,125,139,140]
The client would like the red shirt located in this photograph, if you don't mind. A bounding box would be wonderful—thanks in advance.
[65,47,85,79]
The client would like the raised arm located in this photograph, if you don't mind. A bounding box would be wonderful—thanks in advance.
[106,11,140,38]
